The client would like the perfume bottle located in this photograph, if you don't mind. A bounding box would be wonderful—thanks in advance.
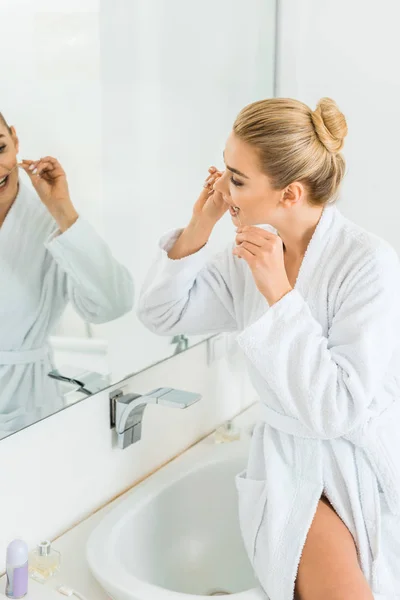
[214,420,241,443]
[28,541,61,583]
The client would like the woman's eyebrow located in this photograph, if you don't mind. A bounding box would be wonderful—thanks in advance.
[223,151,249,179]
[227,165,249,179]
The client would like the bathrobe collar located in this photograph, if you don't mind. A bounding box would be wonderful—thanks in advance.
[0,182,32,243]
[293,202,339,296]
[259,202,340,298]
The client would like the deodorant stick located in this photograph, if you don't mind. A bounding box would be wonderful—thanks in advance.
[5,539,28,598]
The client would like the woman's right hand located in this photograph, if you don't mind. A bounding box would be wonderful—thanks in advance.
[21,157,78,233]
[168,166,227,260]
[192,166,228,226]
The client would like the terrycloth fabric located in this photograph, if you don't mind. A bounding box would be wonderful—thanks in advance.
[138,203,400,599]
[0,182,134,435]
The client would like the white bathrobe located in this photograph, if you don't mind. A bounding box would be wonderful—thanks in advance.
[0,182,134,437]
[138,202,400,599]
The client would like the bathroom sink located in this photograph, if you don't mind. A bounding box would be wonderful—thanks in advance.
[87,439,265,599]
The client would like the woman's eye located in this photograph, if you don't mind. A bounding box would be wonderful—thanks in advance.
[230,176,243,187]
[0,145,6,153]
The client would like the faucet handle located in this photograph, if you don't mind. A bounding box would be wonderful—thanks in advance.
[110,386,202,449]
[144,387,202,409]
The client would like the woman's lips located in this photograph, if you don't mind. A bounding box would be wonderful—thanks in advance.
[228,205,240,216]
[0,174,9,193]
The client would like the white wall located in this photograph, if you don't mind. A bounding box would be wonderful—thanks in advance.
[277,0,400,250]
[0,338,257,573]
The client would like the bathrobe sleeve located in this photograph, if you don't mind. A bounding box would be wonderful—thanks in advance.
[236,246,400,439]
[138,229,237,335]
[45,217,134,324]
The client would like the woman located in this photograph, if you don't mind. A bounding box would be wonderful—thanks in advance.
[138,97,400,599]
[0,112,134,434]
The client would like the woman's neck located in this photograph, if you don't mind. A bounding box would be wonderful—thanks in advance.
[275,205,324,259]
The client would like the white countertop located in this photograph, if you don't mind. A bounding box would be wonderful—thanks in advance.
[0,404,260,600]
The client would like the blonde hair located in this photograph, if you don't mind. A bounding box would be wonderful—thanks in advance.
[233,97,348,206]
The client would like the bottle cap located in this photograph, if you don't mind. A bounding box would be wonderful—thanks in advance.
[37,541,52,557]
[6,540,28,567]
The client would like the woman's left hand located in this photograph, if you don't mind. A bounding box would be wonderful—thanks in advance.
[234,226,293,306]
[21,157,78,232]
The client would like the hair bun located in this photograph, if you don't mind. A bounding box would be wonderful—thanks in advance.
[311,97,348,154]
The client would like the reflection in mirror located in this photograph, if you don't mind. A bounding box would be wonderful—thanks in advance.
[0,117,134,439]
[0,0,276,440]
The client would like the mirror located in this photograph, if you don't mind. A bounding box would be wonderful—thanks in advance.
[0,0,277,440]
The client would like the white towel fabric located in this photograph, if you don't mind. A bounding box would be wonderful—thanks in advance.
[138,203,400,599]
[0,182,134,434]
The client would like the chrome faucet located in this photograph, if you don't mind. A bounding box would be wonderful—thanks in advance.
[48,367,111,396]
[171,334,189,355]
[110,387,202,449]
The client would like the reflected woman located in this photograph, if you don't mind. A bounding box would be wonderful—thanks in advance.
[0,112,134,435]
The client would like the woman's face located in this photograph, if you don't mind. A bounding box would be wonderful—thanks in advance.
[0,122,19,208]
[214,131,283,227]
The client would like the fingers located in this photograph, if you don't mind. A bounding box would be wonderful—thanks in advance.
[236,225,277,241]
[235,227,279,259]
[35,161,54,176]
[233,225,285,266]
[233,244,256,261]
[21,157,65,180]
[21,161,51,184]
[20,160,39,180]
[236,230,267,248]
[237,241,260,256]
[20,159,35,171]
[21,159,45,175]
[204,165,223,189]
[197,183,214,205]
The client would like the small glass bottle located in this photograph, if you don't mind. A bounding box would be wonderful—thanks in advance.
[214,420,241,443]
[28,541,61,584]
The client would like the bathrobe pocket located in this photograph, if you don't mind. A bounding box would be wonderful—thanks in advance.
[235,469,268,564]
[362,399,400,516]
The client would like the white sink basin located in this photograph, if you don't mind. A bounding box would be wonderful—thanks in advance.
[87,440,266,599]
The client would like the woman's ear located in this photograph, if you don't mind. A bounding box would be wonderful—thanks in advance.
[281,181,305,207]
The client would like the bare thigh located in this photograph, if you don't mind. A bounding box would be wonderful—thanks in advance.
[295,497,374,600]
